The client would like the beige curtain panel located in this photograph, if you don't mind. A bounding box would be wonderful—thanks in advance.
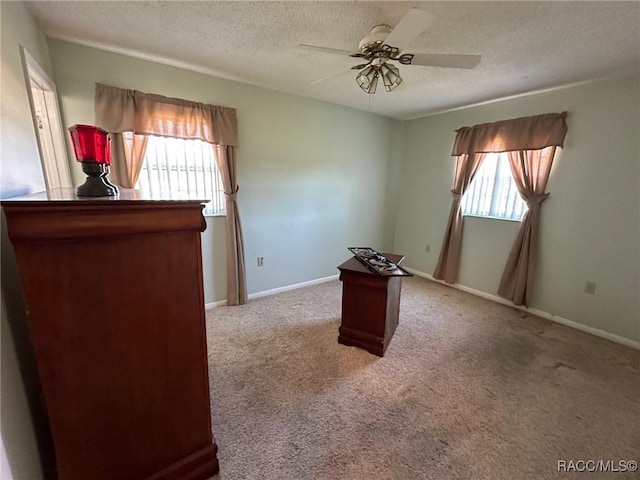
[433,153,487,283]
[434,111,568,289]
[108,133,149,188]
[214,145,247,306]
[497,147,558,306]
[94,83,247,306]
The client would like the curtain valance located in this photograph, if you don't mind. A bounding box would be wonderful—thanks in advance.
[95,83,239,147]
[451,112,568,156]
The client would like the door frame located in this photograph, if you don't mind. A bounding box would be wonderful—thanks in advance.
[19,46,73,190]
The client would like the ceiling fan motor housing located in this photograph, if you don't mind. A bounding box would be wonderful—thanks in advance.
[358,24,392,53]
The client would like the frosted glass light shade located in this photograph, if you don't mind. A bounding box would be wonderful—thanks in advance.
[356,65,380,94]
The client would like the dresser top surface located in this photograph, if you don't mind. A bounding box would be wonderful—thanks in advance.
[2,189,209,239]
[338,253,404,275]
[1,188,209,206]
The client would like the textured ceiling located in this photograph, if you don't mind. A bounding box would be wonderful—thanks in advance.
[25,1,640,119]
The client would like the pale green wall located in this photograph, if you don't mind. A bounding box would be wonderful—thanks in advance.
[46,39,401,303]
[0,2,53,479]
[394,74,640,342]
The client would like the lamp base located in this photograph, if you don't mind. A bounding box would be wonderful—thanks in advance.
[76,163,119,197]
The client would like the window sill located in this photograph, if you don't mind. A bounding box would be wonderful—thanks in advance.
[203,213,226,218]
[463,214,522,223]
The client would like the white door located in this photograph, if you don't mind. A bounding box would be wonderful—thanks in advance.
[20,47,73,190]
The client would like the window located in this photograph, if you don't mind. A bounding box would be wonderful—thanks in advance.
[136,136,225,215]
[461,152,527,221]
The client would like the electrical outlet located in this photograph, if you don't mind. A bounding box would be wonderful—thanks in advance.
[584,281,596,295]
[257,257,264,267]
[425,244,431,253]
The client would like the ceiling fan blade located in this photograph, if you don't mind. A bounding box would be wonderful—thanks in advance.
[297,44,354,56]
[410,53,481,69]
[384,8,436,52]
[311,69,352,85]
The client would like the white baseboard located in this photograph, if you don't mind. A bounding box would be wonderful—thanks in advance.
[405,267,640,350]
[204,299,228,310]
[205,274,339,310]
[248,274,339,300]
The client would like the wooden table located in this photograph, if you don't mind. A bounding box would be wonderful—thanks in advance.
[337,253,405,357]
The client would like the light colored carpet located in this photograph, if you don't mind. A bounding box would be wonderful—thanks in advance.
[205,277,639,479]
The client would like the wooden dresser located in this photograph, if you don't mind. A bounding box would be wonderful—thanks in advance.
[337,253,405,357]
[1,189,219,480]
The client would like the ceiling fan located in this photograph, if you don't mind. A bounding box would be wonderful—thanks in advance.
[299,8,481,94]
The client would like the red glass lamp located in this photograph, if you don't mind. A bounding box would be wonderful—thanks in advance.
[68,124,118,196]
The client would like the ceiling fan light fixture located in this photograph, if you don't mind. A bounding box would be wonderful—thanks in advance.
[303,8,483,94]
[356,64,380,94]
[380,63,402,92]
